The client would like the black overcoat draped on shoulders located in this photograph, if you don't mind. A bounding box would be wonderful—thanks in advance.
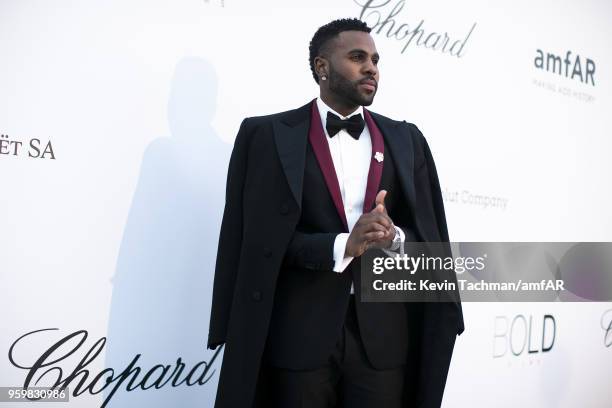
[207,100,464,408]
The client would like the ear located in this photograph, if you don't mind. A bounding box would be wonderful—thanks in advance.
[314,55,328,78]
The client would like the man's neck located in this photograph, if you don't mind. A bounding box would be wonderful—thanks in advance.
[319,93,360,117]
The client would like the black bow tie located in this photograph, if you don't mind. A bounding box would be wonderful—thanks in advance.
[326,111,365,140]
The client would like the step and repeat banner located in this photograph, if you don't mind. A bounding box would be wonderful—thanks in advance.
[1,0,611,407]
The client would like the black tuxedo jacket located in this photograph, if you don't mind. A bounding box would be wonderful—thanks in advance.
[208,100,464,408]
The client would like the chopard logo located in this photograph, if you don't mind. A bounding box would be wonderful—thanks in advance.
[355,0,477,58]
[8,328,222,408]
[602,309,612,348]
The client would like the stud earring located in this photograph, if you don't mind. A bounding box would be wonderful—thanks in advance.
[321,75,327,81]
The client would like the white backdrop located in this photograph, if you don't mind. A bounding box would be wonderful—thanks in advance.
[1,0,611,407]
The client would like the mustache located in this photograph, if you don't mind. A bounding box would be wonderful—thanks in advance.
[359,77,378,86]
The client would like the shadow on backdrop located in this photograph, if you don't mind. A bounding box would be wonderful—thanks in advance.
[105,57,230,407]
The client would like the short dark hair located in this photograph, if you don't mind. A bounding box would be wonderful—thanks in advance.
[308,18,372,84]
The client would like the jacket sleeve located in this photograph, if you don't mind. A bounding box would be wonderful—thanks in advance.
[207,118,252,350]
[282,231,338,271]
[409,124,465,408]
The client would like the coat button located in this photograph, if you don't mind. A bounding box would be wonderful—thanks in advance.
[280,203,290,215]
[263,247,272,258]
[251,290,262,302]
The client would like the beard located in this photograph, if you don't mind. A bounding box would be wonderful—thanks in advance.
[327,64,376,107]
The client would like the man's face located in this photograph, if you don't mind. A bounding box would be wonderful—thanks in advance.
[325,30,379,106]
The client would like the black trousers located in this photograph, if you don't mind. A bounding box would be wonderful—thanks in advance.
[262,295,406,408]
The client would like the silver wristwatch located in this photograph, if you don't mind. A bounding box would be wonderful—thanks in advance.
[389,226,402,251]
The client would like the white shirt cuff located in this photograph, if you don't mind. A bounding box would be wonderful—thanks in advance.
[332,233,353,273]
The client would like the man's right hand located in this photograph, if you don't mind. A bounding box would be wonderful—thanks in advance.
[345,194,395,257]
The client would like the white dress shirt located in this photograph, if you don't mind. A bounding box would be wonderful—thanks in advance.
[316,97,404,294]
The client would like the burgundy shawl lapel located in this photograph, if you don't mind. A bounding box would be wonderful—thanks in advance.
[362,109,385,213]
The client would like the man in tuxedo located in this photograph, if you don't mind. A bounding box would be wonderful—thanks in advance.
[207,18,464,408]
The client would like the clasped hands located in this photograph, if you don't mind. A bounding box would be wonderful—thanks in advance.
[345,190,397,258]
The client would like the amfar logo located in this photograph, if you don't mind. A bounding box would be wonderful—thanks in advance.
[534,50,596,86]
[493,314,556,358]
[8,328,221,408]
[601,309,612,348]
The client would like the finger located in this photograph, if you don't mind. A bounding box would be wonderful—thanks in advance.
[361,221,389,234]
[381,227,394,239]
[370,202,388,215]
[375,190,387,208]
[384,230,394,241]
[368,205,381,214]
[359,225,387,240]
[371,214,392,228]
[373,227,394,241]
[363,230,386,242]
